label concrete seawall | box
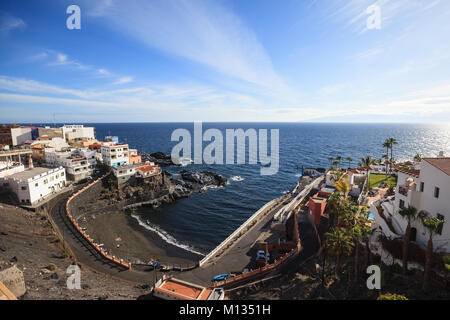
[199,175,324,268]
[199,196,283,267]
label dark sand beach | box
[84,209,202,266]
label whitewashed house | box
[0,166,66,205]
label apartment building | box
[101,142,130,167]
[61,125,95,142]
[45,149,94,182]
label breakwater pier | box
[176,175,324,287]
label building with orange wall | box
[129,154,141,164]
[307,190,333,226]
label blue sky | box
[1,0,450,123]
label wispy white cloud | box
[25,50,134,84]
[82,0,285,91]
[1,75,449,122]
[113,76,133,85]
[0,12,26,35]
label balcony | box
[398,186,409,196]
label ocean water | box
[88,122,450,255]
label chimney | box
[438,151,445,158]
[28,154,34,169]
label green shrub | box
[377,293,408,300]
[46,263,57,271]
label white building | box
[10,127,33,146]
[135,164,161,178]
[61,125,95,142]
[45,149,94,182]
[112,164,136,184]
[371,157,450,253]
[0,161,25,178]
[30,136,69,151]
[78,148,98,166]
[0,166,66,205]
[101,142,130,167]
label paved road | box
[50,195,153,284]
[49,189,293,287]
[175,195,295,287]
[49,178,321,289]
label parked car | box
[213,274,230,281]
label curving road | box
[50,193,152,284]
[48,180,321,289]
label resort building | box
[101,142,130,167]
[153,276,224,300]
[370,156,450,253]
[0,166,66,205]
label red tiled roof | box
[397,168,420,178]
[37,135,52,140]
[136,165,158,172]
[423,158,450,176]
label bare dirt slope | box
[0,203,148,300]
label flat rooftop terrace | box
[156,278,212,300]
[6,167,60,180]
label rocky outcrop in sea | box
[118,169,227,209]
[139,151,177,166]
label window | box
[420,182,424,192]
[50,176,54,182]
[399,199,405,209]
[434,187,440,198]
[61,172,64,176]
[437,214,444,235]
[35,183,38,187]
[56,174,59,178]
[21,186,27,190]
[44,179,48,184]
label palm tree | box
[328,157,335,167]
[386,138,398,172]
[414,154,422,163]
[382,153,389,174]
[325,227,354,276]
[334,178,351,198]
[346,157,353,169]
[336,156,343,169]
[360,155,375,177]
[382,140,391,173]
[326,192,344,226]
[360,155,375,168]
[421,215,445,292]
[398,205,419,273]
